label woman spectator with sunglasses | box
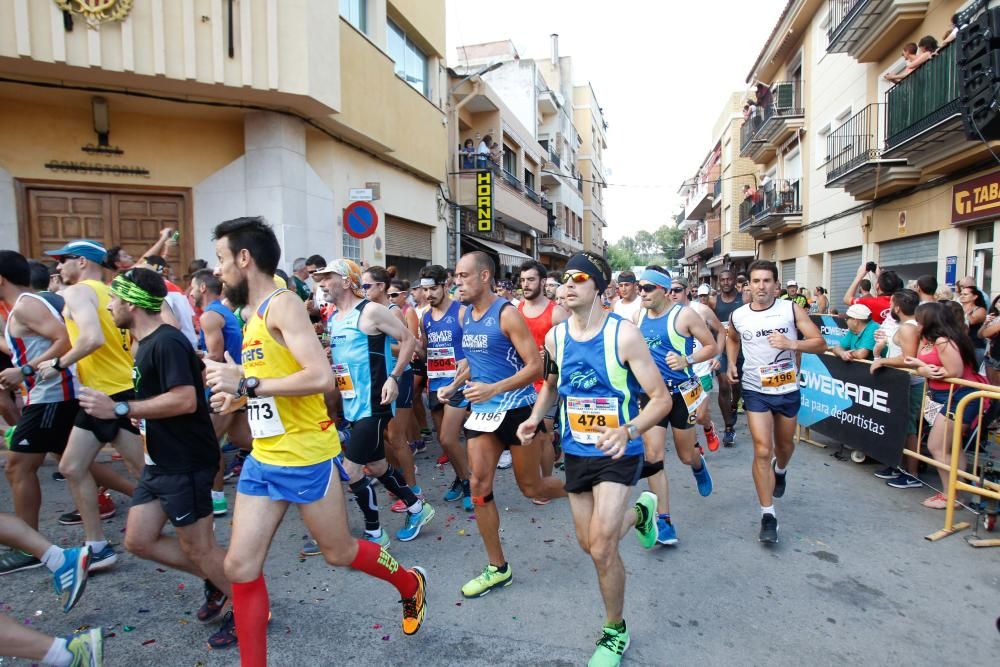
[958,285,988,368]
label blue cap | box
[45,240,108,264]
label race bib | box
[923,398,944,425]
[139,418,154,466]
[567,396,620,444]
[427,347,458,379]
[677,379,707,413]
[246,397,285,439]
[758,360,797,395]
[333,364,356,399]
[465,410,506,433]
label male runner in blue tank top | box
[518,252,670,667]
[726,260,825,543]
[444,251,566,599]
[634,268,718,546]
[316,259,434,547]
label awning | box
[698,267,712,277]
[465,237,533,266]
[706,256,725,268]
[727,250,755,258]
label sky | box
[445,0,788,242]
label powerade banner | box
[811,314,848,347]
[797,353,911,467]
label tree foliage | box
[606,223,684,271]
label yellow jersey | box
[242,288,340,466]
[65,279,133,395]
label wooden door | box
[25,188,190,280]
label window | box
[502,148,516,177]
[387,19,428,96]
[342,231,361,262]
[524,169,535,191]
[340,0,366,33]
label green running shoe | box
[65,627,103,666]
[460,563,512,598]
[634,491,657,549]
[588,624,630,667]
[363,530,391,549]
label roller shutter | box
[781,259,796,283]
[386,216,432,259]
[878,234,938,283]
[830,247,862,303]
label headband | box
[111,274,164,312]
[419,278,443,288]
[565,253,609,293]
[639,269,672,290]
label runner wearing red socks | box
[203,217,427,666]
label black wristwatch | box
[388,374,401,384]
[51,357,62,371]
[20,364,35,377]
[244,376,260,399]
[114,402,130,418]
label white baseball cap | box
[846,303,871,320]
[697,284,711,296]
[787,280,797,287]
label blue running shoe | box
[87,544,117,573]
[54,547,90,613]
[655,518,678,546]
[692,456,713,497]
[443,478,464,502]
[397,503,435,542]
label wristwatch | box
[244,377,260,399]
[20,364,35,377]
[685,354,696,367]
[51,357,62,371]
[388,374,401,383]
[626,423,640,440]
[114,402,130,418]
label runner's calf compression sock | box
[350,538,418,598]
[378,468,421,512]
[231,574,269,667]
[350,477,381,532]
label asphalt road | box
[1,416,999,666]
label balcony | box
[882,43,965,169]
[739,82,806,163]
[685,180,714,220]
[826,103,916,199]
[826,0,930,63]
[456,170,547,235]
[712,238,722,258]
[738,179,802,238]
[539,227,584,258]
[685,234,710,258]
[712,176,723,204]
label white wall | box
[0,165,15,250]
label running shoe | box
[704,424,720,452]
[401,566,428,636]
[220,439,239,453]
[692,456,713,497]
[59,490,117,526]
[759,513,778,543]
[531,497,551,506]
[363,531,391,549]
[411,440,427,455]
[53,471,66,481]
[462,480,474,512]
[53,546,89,613]
[300,539,322,557]
[921,492,958,509]
[436,453,450,466]
[633,492,657,549]
[461,563,513,598]
[443,478,464,502]
[722,429,736,448]
[588,624,630,667]
[223,451,247,481]
[874,466,899,480]
[497,450,513,469]
[64,627,102,666]
[207,610,238,649]
[87,544,117,572]
[771,460,786,499]
[887,472,922,489]
[655,518,678,546]
[212,495,228,517]
[0,549,42,575]
[197,579,229,623]
[397,503,435,542]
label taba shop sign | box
[952,170,1000,224]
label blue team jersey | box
[461,297,536,414]
[553,313,643,457]
[329,300,393,421]
[638,304,695,389]
[422,300,465,392]
[199,299,243,363]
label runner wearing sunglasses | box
[517,251,670,667]
[632,268,718,546]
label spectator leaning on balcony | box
[883,42,919,84]
[461,139,476,169]
[489,141,502,166]
[938,13,963,52]
[476,134,492,168]
[886,36,939,84]
[830,304,881,361]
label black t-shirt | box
[134,325,219,473]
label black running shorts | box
[343,414,391,465]
[639,392,695,431]
[564,453,643,494]
[74,390,140,442]
[132,466,215,528]
[9,400,78,455]
[464,404,545,448]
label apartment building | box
[454,35,608,271]
[741,0,998,301]
[678,92,758,285]
[0,0,448,279]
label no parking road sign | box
[344,201,379,239]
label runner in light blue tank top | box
[5,293,78,404]
[461,297,537,414]
[328,300,392,421]
[638,304,695,389]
